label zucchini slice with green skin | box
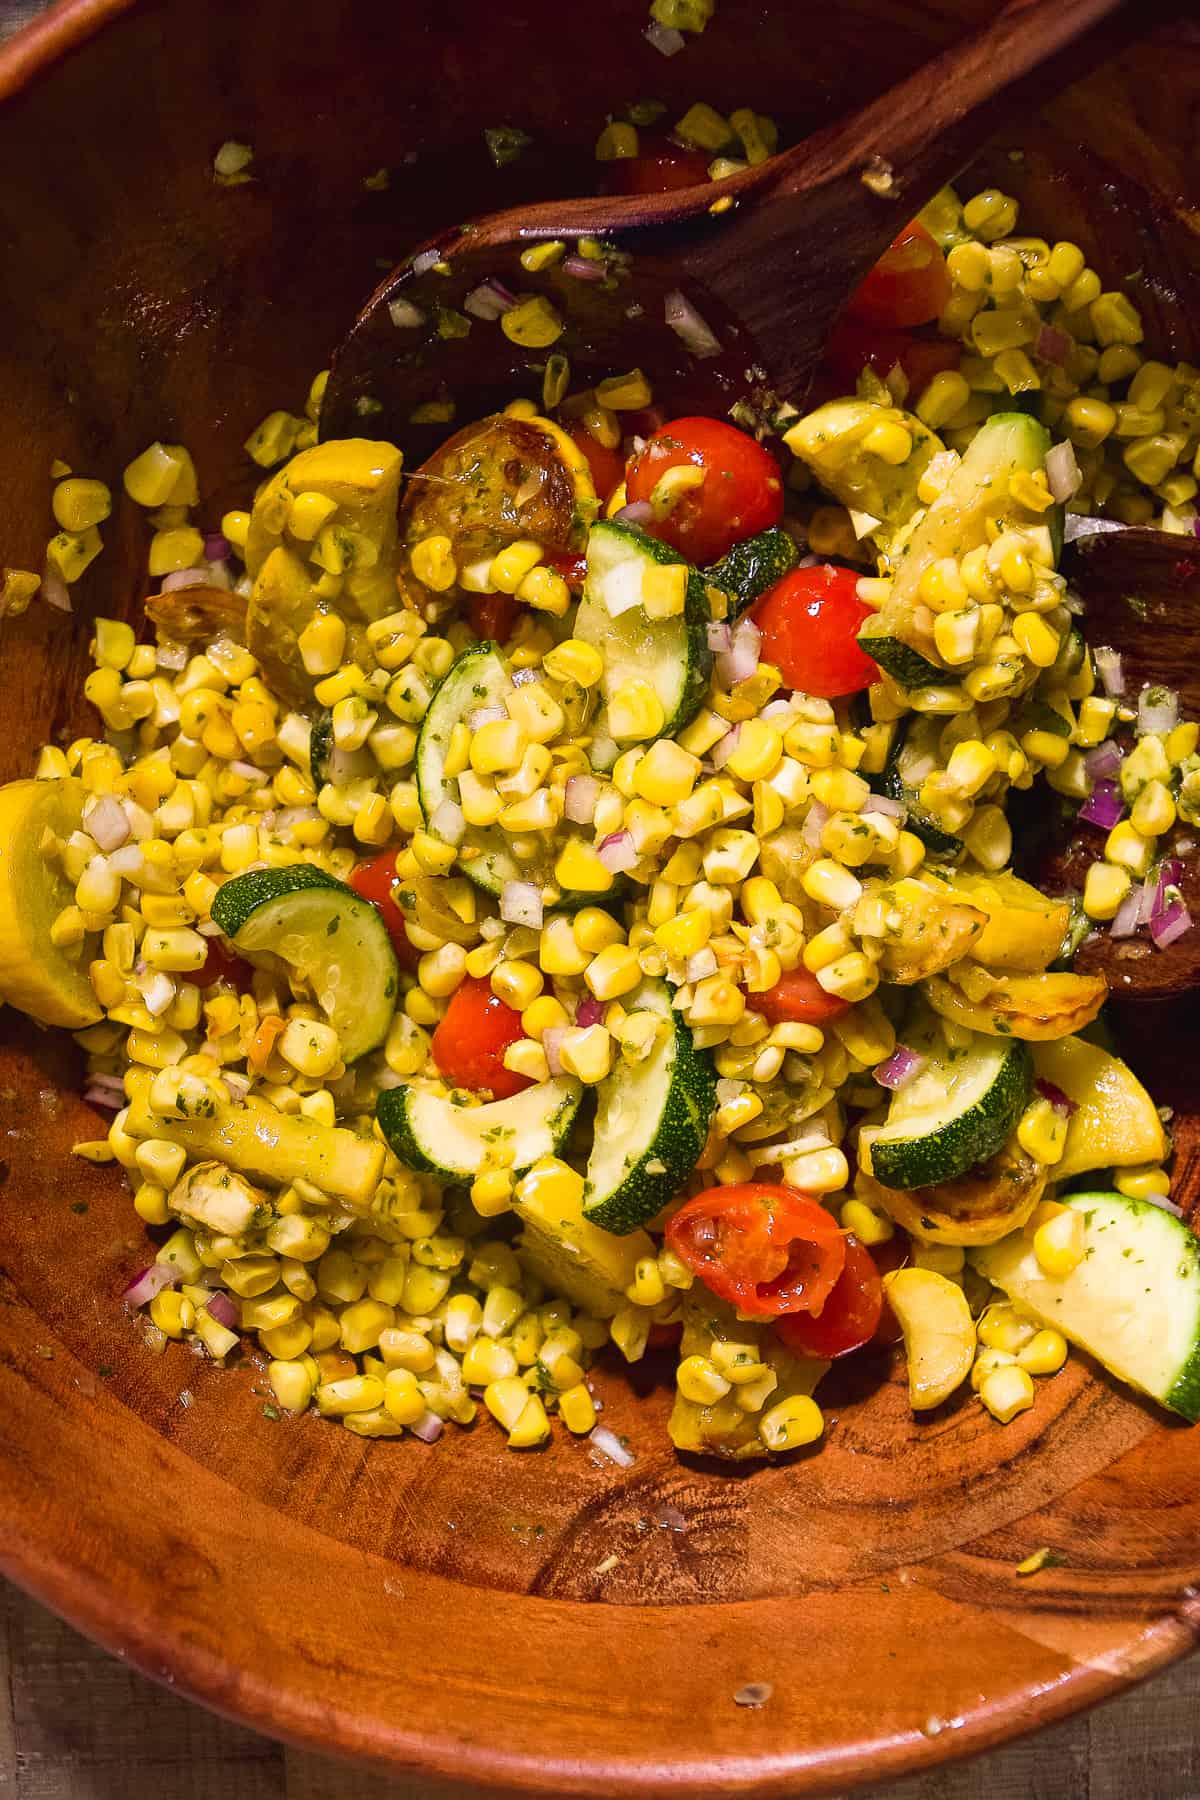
[582,979,717,1235]
[880,716,964,859]
[415,642,602,906]
[972,1190,1200,1422]
[211,865,398,1062]
[575,521,713,771]
[863,1015,1033,1190]
[376,1076,583,1181]
[860,411,1057,683]
[703,527,798,615]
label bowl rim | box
[2,3,1200,1793]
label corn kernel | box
[979,1363,1036,1423]
[608,679,666,743]
[759,1393,823,1451]
[1033,1207,1086,1277]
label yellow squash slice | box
[0,778,101,1029]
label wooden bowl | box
[2,2,1200,1792]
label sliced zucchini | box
[516,1180,656,1319]
[211,865,398,1061]
[864,636,951,692]
[702,527,798,614]
[375,1076,582,1181]
[1031,1036,1169,1182]
[880,716,963,858]
[575,521,713,768]
[782,399,943,551]
[860,411,1056,680]
[972,1191,1200,1422]
[861,1012,1033,1190]
[582,979,716,1234]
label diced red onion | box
[229,759,269,785]
[222,1070,250,1101]
[1137,685,1179,738]
[197,919,223,936]
[644,20,685,55]
[204,559,233,590]
[1083,740,1124,781]
[429,798,466,846]
[410,1409,445,1443]
[598,829,638,873]
[716,617,761,687]
[411,248,441,275]
[542,1027,567,1077]
[1150,898,1193,949]
[326,743,376,784]
[83,1083,124,1112]
[576,996,604,1029]
[388,296,426,329]
[664,289,721,359]
[1044,440,1082,503]
[160,567,210,593]
[1137,878,1159,927]
[1094,646,1125,697]
[564,254,607,282]
[500,879,543,928]
[706,620,732,653]
[205,1291,238,1329]
[41,564,71,611]
[1194,516,1200,540]
[686,947,718,982]
[203,532,231,562]
[467,704,507,730]
[124,1263,180,1307]
[511,667,539,687]
[138,971,175,1017]
[1065,514,1126,544]
[874,1046,925,1090]
[564,774,600,825]
[1142,1190,1185,1217]
[589,1424,636,1466]
[615,500,654,527]
[156,643,189,671]
[711,723,742,768]
[1036,325,1073,367]
[108,844,146,878]
[1078,780,1123,830]
[801,800,829,848]
[1035,1077,1078,1117]
[861,793,906,822]
[760,697,797,720]
[1110,882,1145,939]
[464,280,516,320]
[85,793,131,851]
[274,805,321,831]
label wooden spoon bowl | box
[2,2,1200,1793]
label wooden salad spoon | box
[322,0,1124,446]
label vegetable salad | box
[3,172,1200,1463]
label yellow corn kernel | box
[802,858,862,911]
[1130,779,1176,839]
[945,739,998,797]
[630,738,700,806]
[688,973,745,1027]
[1113,1163,1172,1200]
[1091,290,1143,347]
[501,296,564,349]
[1016,1095,1068,1167]
[1011,613,1060,670]
[816,952,877,1003]
[488,539,542,595]
[123,442,195,508]
[1033,1208,1086,1278]
[542,638,604,687]
[655,906,712,960]
[677,1354,731,1404]
[469,717,527,775]
[53,476,112,536]
[552,840,615,895]
[147,526,204,577]
[979,1363,1036,1423]
[916,370,971,430]
[608,678,666,742]
[839,1198,893,1246]
[1081,858,1130,921]
[47,525,103,584]
[1104,819,1154,879]
[759,1393,823,1452]
[484,1375,531,1430]
[1017,1329,1069,1376]
[582,943,641,1003]
[558,1023,612,1084]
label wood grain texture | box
[1,0,1200,1793]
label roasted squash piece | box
[1032,1035,1169,1181]
[858,1138,1047,1246]
[145,583,248,648]
[871,877,987,984]
[929,870,1070,972]
[924,966,1108,1041]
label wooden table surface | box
[1,1,1198,1795]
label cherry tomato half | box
[753,563,879,699]
[431,975,532,1099]
[469,592,523,645]
[544,551,588,593]
[824,317,962,397]
[845,221,951,330]
[348,851,420,971]
[604,141,711,196]
[665,1182,846,1318]
[773,1235,882,1358]
[625,417,784,566]
[753,965,850,1026]
[182,937,254,991]
[567,421,625,505]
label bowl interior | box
[3,1,1200,1792]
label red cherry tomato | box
[469,592,523,644]
[846,221,951,330]
[348,851,420,971]
[752,563,879,699]
[183,937,254,991]
[824,317,962,396]
[626,418,784,565]
[431,975,532,1099]
[604,141,711,196]
[665,1182,846,1318]
[544,551,588,592]
[773,1235,882,1358]
[753,966,850,1026]
[567,422,625,505]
